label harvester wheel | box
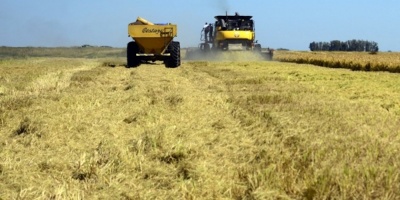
[127,41,140,68]
[200,43,211,52]
[254,44,262,52]
[165,41,181,68]
[265,52,274,61]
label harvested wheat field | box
[1,54,400,199]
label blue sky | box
[1,0,399,51]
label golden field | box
[274,51,400,73]
[1,48,400,199]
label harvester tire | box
[265,52,274,61]
[127,41,140,68]
[254,44,262,52]
[200,43,211,52]
[165,41,181,68]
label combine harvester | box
[127,17,180,68]
[186,12,273,60]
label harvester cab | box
[127,17,181,68]
[192,12,273,60]
[213,14,257,51]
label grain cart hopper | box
[127,17,180,68]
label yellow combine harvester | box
[127,17,180,68]
[188,12,273,60]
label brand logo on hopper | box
[142,28,162,34]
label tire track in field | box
[116,62,257,197]
[24,60,98,96]
[1,59,98,115]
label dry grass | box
[0,46,125,59]
[1,51,400,199]
[275,51,400,73]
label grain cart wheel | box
[127,41,140,68]
[165,41,180,68]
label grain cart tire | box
[165,41,180,68]
[127,41,140,68]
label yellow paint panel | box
[215,30,254,41]
[134,38,173,54]
[128,24,177,54]
[128,25,177,38]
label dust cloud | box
[184,49,267,62]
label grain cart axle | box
[127,17,181,68]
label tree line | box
[309,40,379,52]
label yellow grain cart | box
[127,17,180,68]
